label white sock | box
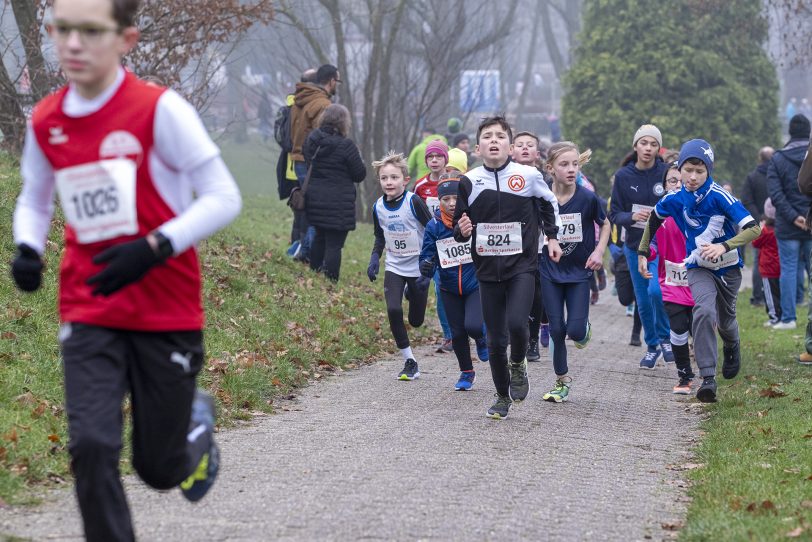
[400,347,414,361]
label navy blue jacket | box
[420,212,479,296]
[767,139,812,241]
[609,158,668,250]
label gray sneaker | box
[486,394,512,419]
[509,358,529,402]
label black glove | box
[414,275,431,295]
[11,244,44,292]
[86,237,164,296]
[367,252,380,282]
[419,258,435,278]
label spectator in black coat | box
[740,146,774,305]
[302,104,366,281]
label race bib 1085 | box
[55,158,138,244]
[436,237,472,268]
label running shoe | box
[763,319,779,327]
[527,339,541,362]
[285,240,301,258]
[626,303,635,317]
[797,352,812,365]
[486,394,512,419]
[540,324,550,348]
[574,322,592,349]
[672,377,693,395]
[543,378,571,403]
[660,341,676,363]
[436,338,453,353]
[639,348,660,369]
[629,332,642,347]
[398,359,420,381]
[696,376,717,403]
[181,390,219,502]
[454,371,476,391]
[509,358,529,402]
[721,342,740,379]
[475,336,489,362]
[772,320,797,330]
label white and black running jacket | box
[453,159,560,282]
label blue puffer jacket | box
[420,211,479,296]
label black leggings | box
[440,289,485,372]
[384,271,428,349]
[528,267,548,341]
[309,228,349,281]
[664,301,694,379]
[540,279,591,376]
[479,272,536,396]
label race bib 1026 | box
[55,158,138,244]
[475,222,522,256]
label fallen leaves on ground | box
[760,384,788,398]
[786,527,805,538]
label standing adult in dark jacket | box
[767,114,812,329]
[609,124,671,368]
[740,146,774,305]
[302,104,366,281]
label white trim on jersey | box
[13,75,241,256]
[710,184,736,205]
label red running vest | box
[32,72,204,331]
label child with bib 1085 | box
[367,151,433,381]
[419,178,488,391]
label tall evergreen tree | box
[562,0,780,191]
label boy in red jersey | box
[10,1,241,540]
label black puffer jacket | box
[767,139,812,241]
[303,127,367,231]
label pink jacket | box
[651,217,695,307]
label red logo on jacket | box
[507,175,525,192]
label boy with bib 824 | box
[454,116,562,419]
[367,151,433,380]
[638,139,761,402]
[10,0,242,539]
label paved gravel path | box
[0,297,702,541]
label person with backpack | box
[290,64,340,263]
[275,69,316,258]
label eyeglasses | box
[47,22,121,44]
[666,177,681,185]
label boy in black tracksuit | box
[453,116,561,419]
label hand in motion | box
[457,213,472,237]
[86,237,163,296]
[11,244,44,292]
[367,252,380,282]
[547,239,562,263]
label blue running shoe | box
[285,240,301,258]
[639,348,661,369]
[181,390,219,502]
[454,371,476,391]
[540,324,550,348]
[475,337,489,362]
[660,341,676,363]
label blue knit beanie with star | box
[677,139,714,175]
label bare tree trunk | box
[11,0,52,100]
[0,63,24,153]
[515,8,543,119]
[540,0,566,80]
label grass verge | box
[0,141,433,504]
[681,292,812,540]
